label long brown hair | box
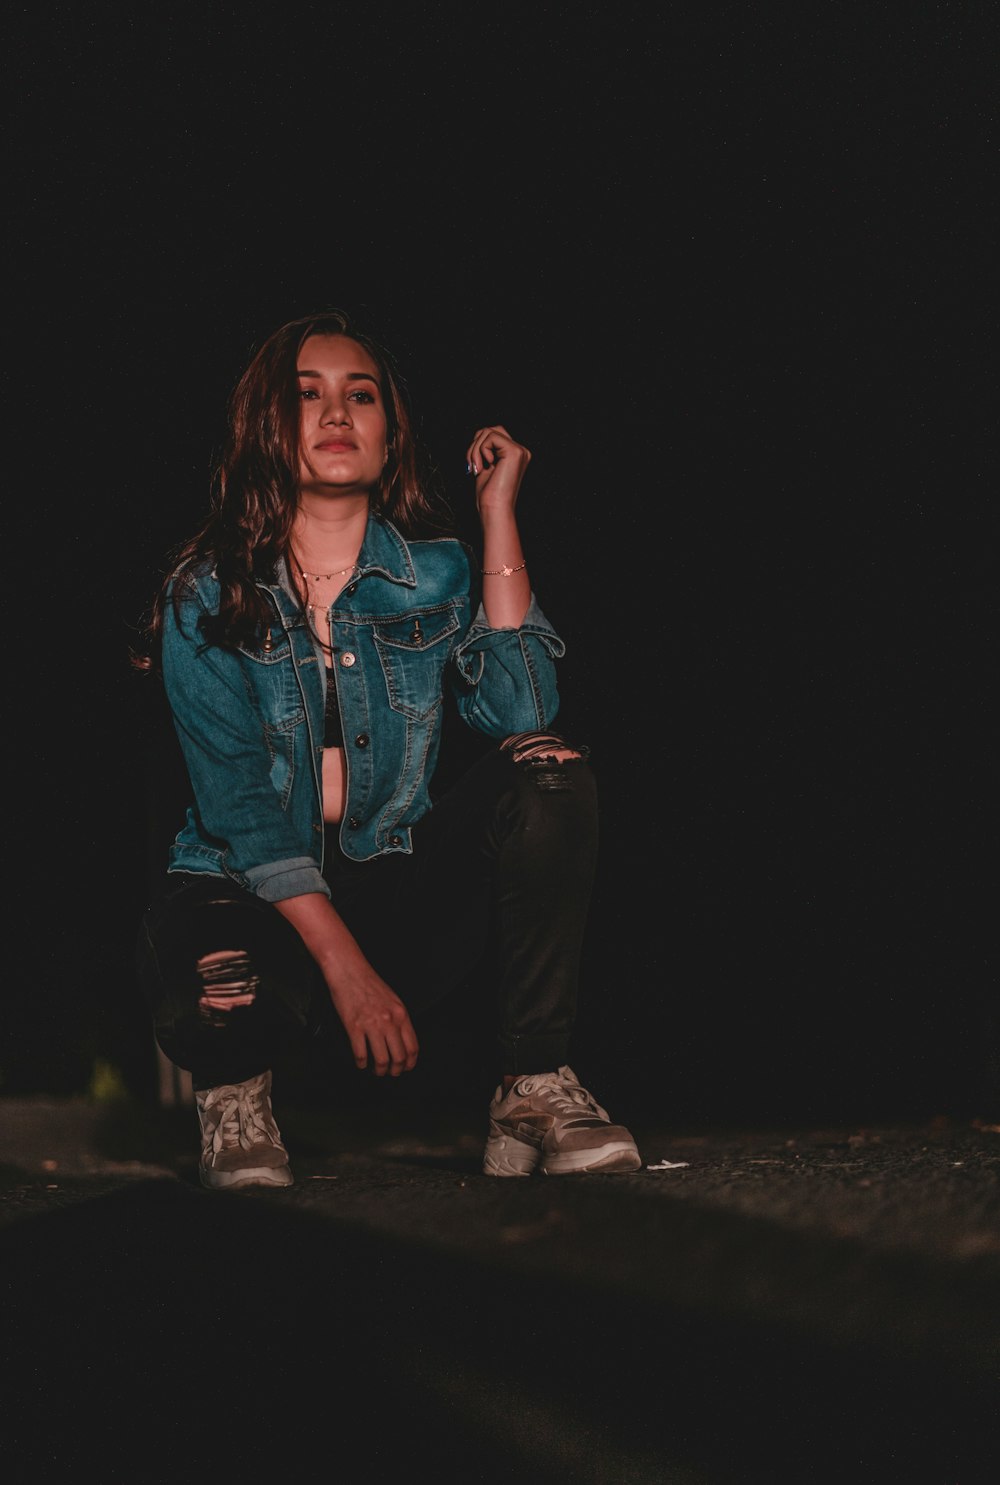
[135,309,452,664]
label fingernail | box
[466,461,472,473]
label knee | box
[500,730,590,767]
[196,949,260,1014]
[151,894,296,1011]
[499,731,596,812]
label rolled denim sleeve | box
[452,595,566,736]
[243,858,329,901]
[161,577,330,902]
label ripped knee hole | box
[500,730,590,766]
[195,949,260,1008]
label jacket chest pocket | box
[373,609,459,721]
[237,639,307,727]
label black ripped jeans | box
[136,738,598,1091]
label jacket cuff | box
[243,858,331,902]
[457,596,566,652]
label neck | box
[292,495,369,568]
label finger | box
[384,1021,418,1077]
[369,1042,391,1077]
[368,1016,420,1078]
[466,430,488,472]
[369,1032,404,1078]
[466,426,515,472]
[479,426,513,464]
[401,1020,420,1071]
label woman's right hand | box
[326,963,420,1076]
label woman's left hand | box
[466,425,531,515]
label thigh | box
[137,873,322,1026]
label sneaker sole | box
[200,1164,294,1191]
[482,1135,543,1177]
[541,1142,642,1174]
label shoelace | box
[204,1083,277,1155]
[517,1072,611,1123]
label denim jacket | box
[161,512,565,901]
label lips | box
[316,440,357,451]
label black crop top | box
[323,667,344,748]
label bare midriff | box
[322,746,348,823]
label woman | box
[135,308,641,1190]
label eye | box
[348,389,376,404]
[299,387,319,400]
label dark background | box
[5,3,994,1126]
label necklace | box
[289,545,359,656]
[290,538,361,584]
[299,562,358,581]
[306,603,335,654]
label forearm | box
[272,891,372,987]
[480,507,530,628]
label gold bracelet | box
[481,560,526,576]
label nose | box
[319,393,353,427]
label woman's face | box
[296,334,388,497]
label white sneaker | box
[195,1071,293,1190]
[483,1065,642,1176]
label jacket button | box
[312,823,322,833]
[340,652,357,668]
[348,817,360,830]
[345,583,358,596]
[355,734,370,748]
[389,835,402,847]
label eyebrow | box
[296,369,380,386]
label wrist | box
[481,559,526,576]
